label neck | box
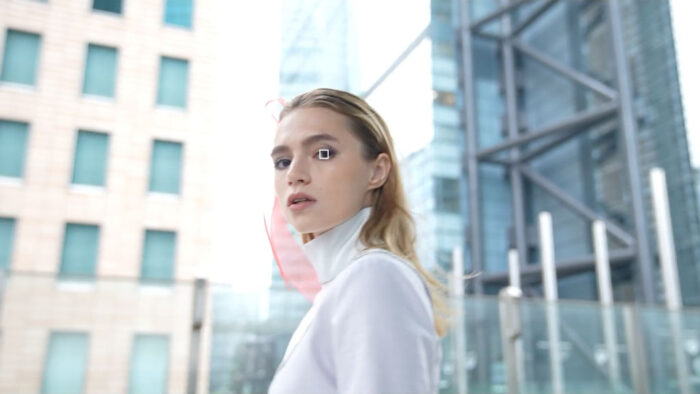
[301,207,373,286]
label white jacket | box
[268,207,441,394]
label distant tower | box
[279,0,360,99]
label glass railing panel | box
[638,305,700,393]
[519,299,635,393]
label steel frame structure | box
[457,0,655,302]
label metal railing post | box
[622,306,649,394]
[539,211,563,394]
[187,278,207,394]
[649,167,691,394]
[499,286,524,394]
[592,220,622,390]
[451,247,468,394]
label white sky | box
[670,0,699,167]
[209,0,431,289]
[210,0,698,289]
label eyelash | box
[273,147,337,170]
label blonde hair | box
[279,88,453,338]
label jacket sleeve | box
[330,256,438,394]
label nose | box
[286,157,310,185]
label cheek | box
[273,173,286,201]
[322,165,369,199]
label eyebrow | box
[270,133,340,157]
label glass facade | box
[0,29,41,85]
[82,44,118,98]
[72,130,110,187]
[619,0,700,305]
[157,56,189,108]
[59,223,100,278]
[148,140,182,194]
[41,332,89,394]
[140,230,176,282]
[0,120,28,179]
[429,0,700,304]
[403,0,466,275]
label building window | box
[0,120,29,179]
[41,332,89,394]
[434,176,461,213]
[59,223,100,278]
[0,217,16,270]
[82,44,117,98]
[129,334,169,394]
[148,140,182,194]
[1,29,41,85]
[92,0,122,14]
[157,56,189,108]
[141,230,176,282]
[164,0,193,29]
[72,130,109,187]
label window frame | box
[81,43,119,100]
[90,0,124,16]
[140,229,177,284]
[147,139,184,196]
[58,222,101,280]
[0,28,43,89]
[70,129,111,189]
[163,0,195,30]
[0,118,30,181]
[155,55,190,110]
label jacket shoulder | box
[332,249,434,316]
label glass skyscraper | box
[420,0,700,305]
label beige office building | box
[0,0,217,392]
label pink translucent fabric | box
[264,98,321,303]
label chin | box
[290,219,329,237]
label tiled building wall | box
[0,0,215,392]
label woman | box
[267,88,451,393]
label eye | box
[314,147,336,160]
[273,158,291,170]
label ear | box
[368,153,391,190]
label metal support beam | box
[479,155,514,166]
[477,101,618,159]
[470,0,539,32]
[511,0,557,36]
[457,0,658,312]
[502,0,528,274]
[512,39,618,100]
[481,247,636,284]
[520,165,636,246]
[606,0,655,303]
[459,0,484,294]
[472,30,505,41]
[520,119,616,163]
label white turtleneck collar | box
[301,206,373,287]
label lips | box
[287,192,317,207]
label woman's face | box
[271,106,389,237]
